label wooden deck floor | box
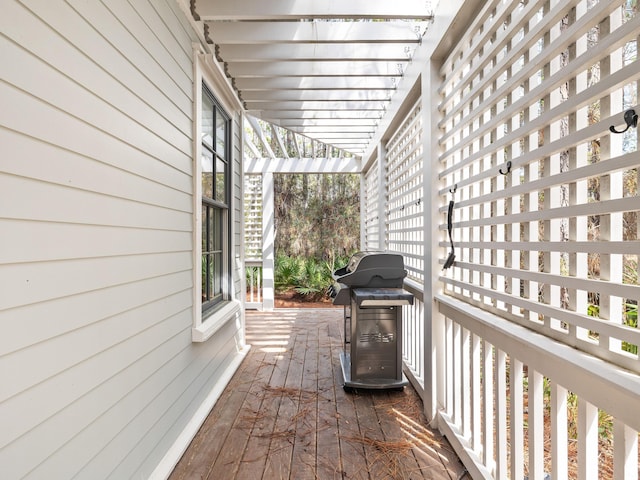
[169,308,467,480]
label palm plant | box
[274,254,302,293]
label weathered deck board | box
[169,309,466,480]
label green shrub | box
[274,254,303,293]
[274,253,351,301]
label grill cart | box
[328,252,414,390]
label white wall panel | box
[0,83,193,193]
[0,0,246,478]
[0,271,193,354]
[2,1,193,157]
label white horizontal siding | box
[0,129,192,211]
[0,82,192,193]
[1,2,192,171]
[0,174,191,231]
[1,275,192,405]
[0,1,246,479]
[101,319,241,480]
[0,219,192,265]
[0,271,191,353]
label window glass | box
[215,157,226,203]
[200,84,230,312]
[201,149,214,199]
[216,113,226,157]
[201,205,208,249]
[202,94,214,149]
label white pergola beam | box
[239,89,392,102]
[197,1,432,20]
[205,21,428,43]
[285,125,376,133]
[218,43,416,61]
[299,132,372,139]
[245,156,361,174]
[235,76,396,91]
[291,132,303,158]
[272,120,379,129]
[270,124,290,159]
[253,110,382,120]
[318,139,370,146]
[246,116,276,159]
[243,128,263,158]
[244,101,387,111]
[228,60,406,77]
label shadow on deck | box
[169,308,467,480]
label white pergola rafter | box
[196,0,433,20]
[204,21,429,44]
[255,110,383,119]
[218,43,417,62]
[193,0,433,155]
[234,76,397,91]
[239,89,393,102]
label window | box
[201,84,230,313]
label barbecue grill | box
[328,251,414,390]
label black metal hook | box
[609,109,638,134]
[499,160,512,175]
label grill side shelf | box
[352,288,414,308]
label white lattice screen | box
[385,99,425,283]
[438,0,640,372]
[243,174,262,260]
[363,159,381,250]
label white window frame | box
[192,45,242,342]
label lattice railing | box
[438,0,640,374]
[434,0,640,478]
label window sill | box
[192,300,241,343]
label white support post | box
[359,169,367,250]
[261,172,275,311]
[422,58,442,423]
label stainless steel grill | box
[328,252,414,390]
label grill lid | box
[331,251,407,287]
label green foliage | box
[294,259,327,297]
[622,302,638,355]
[275,254,350,301]
[270,173,359,301]
[274,254,303,293]
[587,302,639,354]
